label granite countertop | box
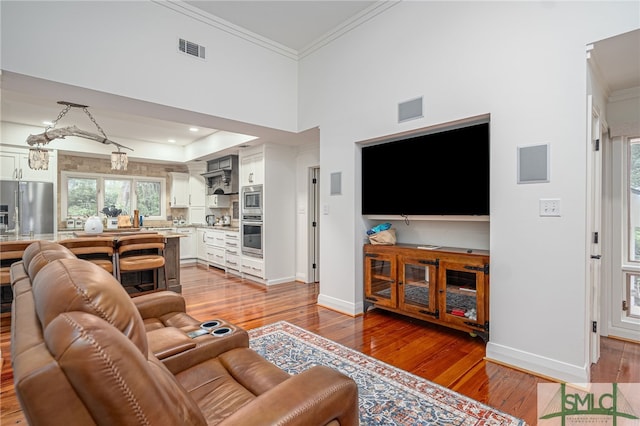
[0,230,185,242]
[0,224,241,243]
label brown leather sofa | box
[11,241,359,425]
[13,240,252,373]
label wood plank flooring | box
[2,264,639,425]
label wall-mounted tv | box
[361,121,489,216]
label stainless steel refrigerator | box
[0,180,54,235]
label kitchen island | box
[0,230,184,312]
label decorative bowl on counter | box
[84,216,104,234]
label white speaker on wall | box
[330,172,342,195]
[518,144,549,183]
[398,97,423,123]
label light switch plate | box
[539,198,561,217]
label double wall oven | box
[241,185,263,257]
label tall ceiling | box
[1,3,638,162]
[0,1,378,160]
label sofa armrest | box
[132,290,186,319]
[146,327,197,359]
[220,365,359,426]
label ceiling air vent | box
[178,38,206,60]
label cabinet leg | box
[469,330,489,342]
[363,299,375,312]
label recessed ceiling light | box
[168,139,176,143]
[42,121,54,126]
[189,127,199,132]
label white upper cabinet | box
[169,172,190,208]
[0,147,56,182]
[240,153,264,186]
[189,174,206,206]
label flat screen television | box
[361,121,489,216]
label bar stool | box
[58,237,116,276]
[0,240,34,313]
[115,234,167,293]
[0,240,33,284]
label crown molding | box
[152,0,299,60]
[153,0,400,61]
[298,1,400,59]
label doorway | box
[587,30,640,352]
[607,136,640,341]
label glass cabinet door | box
[399,255,438,317]
[439,260,487,327]
[364,252,396,308]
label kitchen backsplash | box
[58,153,189,229]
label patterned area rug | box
[248,321,526,426]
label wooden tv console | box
[363,243,489,340]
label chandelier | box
[26,101,133,170]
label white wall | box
[2,0,638,383]
[0,1,298,133]
[299,1,639,382]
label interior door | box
[310,167,320,283]
[586,99,602,363]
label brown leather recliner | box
[12,240,251,373]
[11,252,359,425]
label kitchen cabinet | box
[169,172,189,208]
[206,229,225,268]
[159,236,181,293]
[240,153,263,186]
[176,227,196,263]
[0,147,56,182]
[189,174,206,207]
[196,228,207,262]
[208,155,233,171]
[364,244,490,340]
[224,230,241,275]
[242,255,264,279]
[239,144,296,285]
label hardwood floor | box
[2,264,639,425]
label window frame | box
[627,138,640,264]
[61,171,166,220]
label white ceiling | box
[185,1,376,52]
[1,4,638,163]
[589,29,640,93]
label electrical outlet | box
[539,198,561,217]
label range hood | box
[202,155,238,194]
[201,169,232,182]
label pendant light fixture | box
[26,101,133,170]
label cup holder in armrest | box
[211,326,234,337]
[197,320,236,337]
[200,320,221,330]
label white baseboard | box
[486,341,589,383]
[317,293,363,316]
[265,276,296,286]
